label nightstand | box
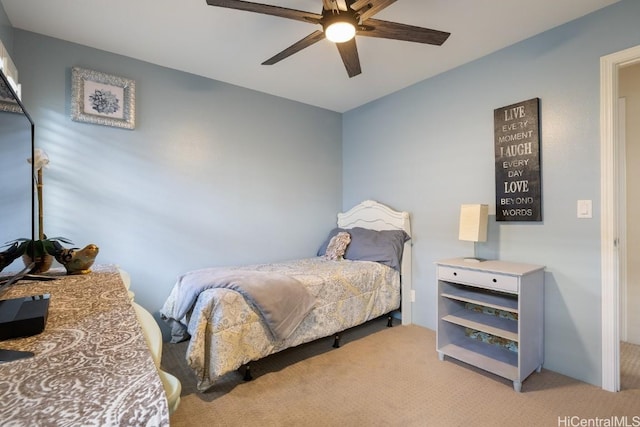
[436,258,544,392]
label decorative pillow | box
[324,231,351,261]
[317,227,410,271]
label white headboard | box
[337,200,412,325]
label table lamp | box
[458,204,489,262]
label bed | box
[160,200,412,391]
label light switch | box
[577,200,592,219]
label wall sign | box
[494,98,542,222]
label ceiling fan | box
[206,0,450,78]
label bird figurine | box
[53,243,99,275]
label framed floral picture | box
[71,67,135,129]
[0,74,23,114]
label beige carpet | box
[622,341,640,390]
[163,318,640,426]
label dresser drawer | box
[438,266,518,294]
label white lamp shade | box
[325,22,356,43]
[459,204,489,242]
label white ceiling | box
[1,0,621,112]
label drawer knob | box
[453,272,457,276]
[492,278,497,283]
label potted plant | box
[12,236,74,273]
[16,148,74,273]
[6,149,99,275]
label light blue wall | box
[0,4,12,55]
[343,0,640,386]
[10,31,343,333]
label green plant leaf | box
[6,237,74,257]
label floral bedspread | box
[160,257,400,391]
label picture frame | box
[0,77,23,114]
[0,97,23,114]
[493,97,542,222]
[71,67,135,129]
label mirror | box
[0,69,35,275]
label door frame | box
[618,97,627,344]
[600,44,640,392]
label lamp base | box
[463,257,484,263]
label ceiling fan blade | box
[206,0,322,24]
[359,18,450,45]
[324,0,350,11]
[335,38,362,78]
[353,0,397,22]
[350,0,373,10]
[262,30,325,65]
[322,0,333,10]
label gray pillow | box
[317,227,410,271]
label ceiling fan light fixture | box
[325,21,355,43]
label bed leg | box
[387,315,393,327]
[333,334,340,348]
[243,364,253,381]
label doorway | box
[620,63,640,347]
[619,62,640,390]
[601,44,640,392]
